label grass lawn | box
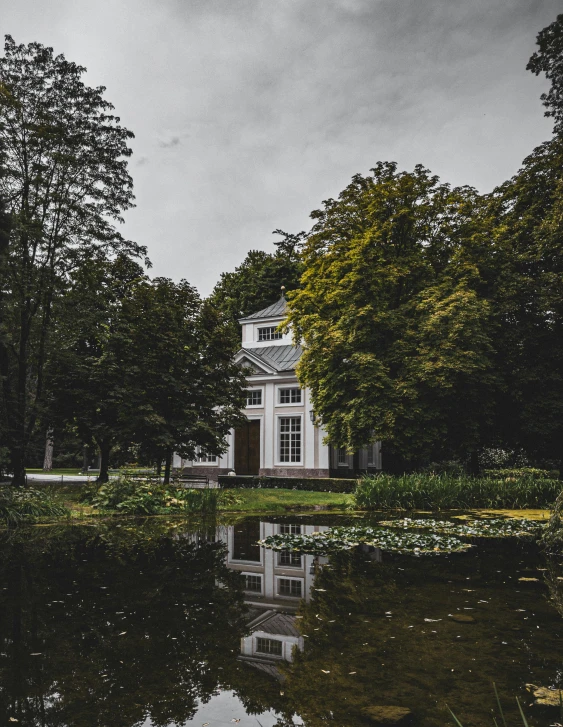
[218,488,353,513]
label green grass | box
[217,488,353,513]
[355,473,562,510]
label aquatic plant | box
[449,685,534,727]
[379,517,546,538]
[0,487,69,525]
[80,477,219,515]
[541,489,563,552]
[259,525,473,555]
[354,473,561,510]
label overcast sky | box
[1,0,560,294]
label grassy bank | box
[355,473,562,510]
[217,488,352,512]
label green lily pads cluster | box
[259,525,474,556]
[378,517,546,538]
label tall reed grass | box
[0,487,70,525]
[354,473,561,510]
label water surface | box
[0,515,562,726]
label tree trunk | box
[468,450,480,476]
[10,449,26,487]
[156,459,162,477]
[82,445,89,473]
[97,441,111,483]
[163,450,172,485]
[42,429,54,471]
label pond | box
[0,514,562,727]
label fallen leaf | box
[321,669,330,674]
[424,618,441,622]
[518,577,539,582]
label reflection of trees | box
[279,545,563,727]
[0,522,247,726]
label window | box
[256,638,283,656]
[279,387,302,404]
[196,450,217,463]
[258,326,282,342]
[246,389,262,407]
[278,578,302,597]
[244,574,262,592]
[367,441,379,466]
[279,523,301,535]
[278,550,301,567]
[337,448,348,466]
[279,417,301,463]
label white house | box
[174,295,382,478]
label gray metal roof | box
[241,344,302,372]
[240,296,287,321]
[259,612,300,638]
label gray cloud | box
[1,0,559,294]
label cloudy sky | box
[1,0,560,294]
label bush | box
[218,475,357,493]
[482,467,556,480]
[0,486,70,525]
[354,473,562,510]
[80,477,219,515]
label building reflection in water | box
[216,520,329,676]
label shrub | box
[80,477,219,515]
[354,473,561,510]
[218,475,357,493]
[0,486,70,525]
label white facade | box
[174,296,382,478]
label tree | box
[488,138,563,474]
[47,254,147,482]
[48,259,247,482]
[527,13,563,136]
[0,36,144,485]
[286,163,498,470]
[209,231,304,344]
[119,279,247,483]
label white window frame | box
[242,571,263,595]
[245,387,264,409]
[275,384,303,407]
[275,414,303,466]
[257,326,283,342]
[276,576,304,599]
[277,550,303,569]
[193,448,218,465]
[254,636,284,658]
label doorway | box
[234,420,261,475]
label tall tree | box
[209,231,304,343]
[286,163,498,470]
[527,13,563,135]
[119,279,247,483]
[0,36,144,484]
[49,261,246,483]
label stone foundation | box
[259,468,330,478]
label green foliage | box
[80,478,219,515]
[378,517,545,538]
[209,236,304,343]
[218,475,357,492]
[0,487,69,525]
[527,13,563,136]
[541,489,563,552]
[354,474,561,510]
[286,162,497,468]
[0,36,144,484]
[482,468,556,480]
[260,526,473,555]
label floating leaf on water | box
[424,618,441,622]
[321,669,330,674]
